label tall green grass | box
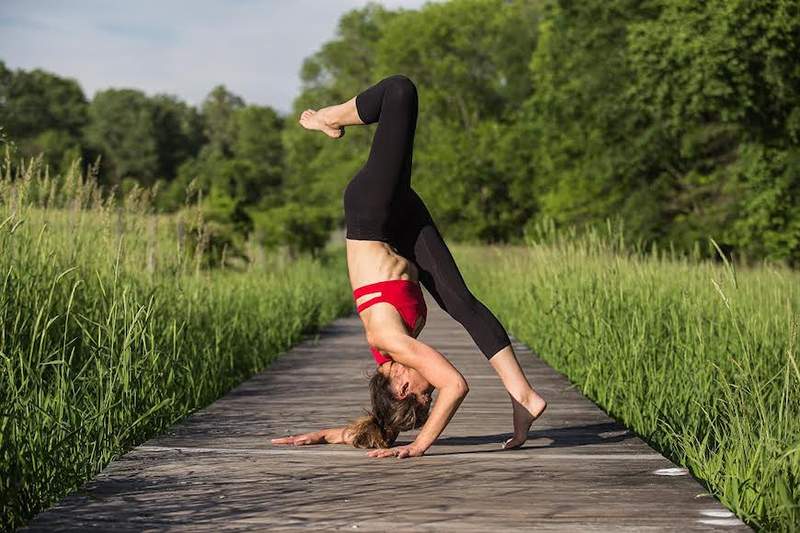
[0,156,352,529]
[456,226,800,532]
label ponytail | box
[347,414,398,449]
[347,369,431,449]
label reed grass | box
[0,154,352,529]
[456,224,800,532]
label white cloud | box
[0,0,431,113]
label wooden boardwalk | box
[25,298,748,531]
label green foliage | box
[84,88,162,185]
[375,0,541,242]
[252,202,335,258]
[150,94,205,182]
[730,145,800,263]
[0,60,88,169]
[528,0,666,239]
[201,85,245,154]
[3,0,800,260]
[626,0,800,262]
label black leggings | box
[344,75,511,360]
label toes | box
[502,436,525,450]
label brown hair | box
[347,369,431,448]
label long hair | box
[348,369,431,448]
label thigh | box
[412,224,473,313]
[392,191,462,311]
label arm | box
[271,426,354,446]
[367,333,469,458]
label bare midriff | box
[346,239,418,296]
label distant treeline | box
[1,0,799,262]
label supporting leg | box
[405,210,547,448]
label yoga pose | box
[271,75,546,458]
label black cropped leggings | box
[345,75,511,359]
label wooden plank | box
[23,297,749,531]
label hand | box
[271,431,324,446]
[367,443,426,459]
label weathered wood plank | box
[24,297,749,531]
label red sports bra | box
[353,279,427,365]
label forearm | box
[410,383,468,452]
[319,426,352,444]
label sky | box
[0,0,431,114]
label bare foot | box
[299,109,344,139]
[502,393,547,449]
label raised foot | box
[298,109,344,139]
[502,394,547,450]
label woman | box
[271,75,546,458]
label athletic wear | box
[345,75,511,360]
[353,279,427,366]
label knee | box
[443,290,481,324]
[384,75,417,104]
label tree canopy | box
[1,0,798,262]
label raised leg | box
[344,75,420,238]
[299,74,419,141]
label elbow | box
[453,377,469,399]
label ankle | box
[319,106,340,129]
[514,388,543,407]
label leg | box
[299,74,418,139]
[401,204,546,447]
[298,98,360,139]
[409,218,511,359]
[490,347,547,449]
[344,75,419,239]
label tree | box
[233,105,284,205]
[0,61,88,172]
[151,94,204,183]
[201,85,244,156]
[527,0,666,243]
[85,89,160,186]
[627,0,800,261]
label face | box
[386,361,435,406]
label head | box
[349,361,435,449]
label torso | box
[346,239,418,302]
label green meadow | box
[0,160,352,530]
[459,227,800,531]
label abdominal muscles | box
[346,239,418,289]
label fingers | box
[367,448,397,458]
[367,447,419,459]
[271,434,312,446]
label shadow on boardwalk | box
[24,302,748,531]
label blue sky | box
[0,0,431,113]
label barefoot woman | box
[272,75,546,457]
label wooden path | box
[25,298,748,531]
